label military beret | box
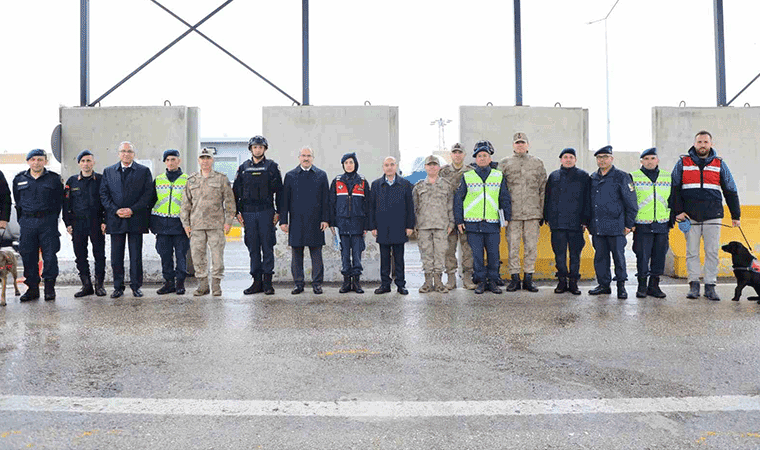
[594,145,613,156]
[424,155,440,165]
[76,149,93,163]
[640,147,657,158]
[559,148,576,158]
[26,149,46,160]
[163,149,180,161]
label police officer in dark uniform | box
[0,170,11,243]
[63,150,107,298]
[588,145,638,299]
[233,135,283,296]
[12,149,64,301]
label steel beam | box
[303,0,309,106]
[514,0,523,106]
[80,0,89,107]
[714,0,727,106]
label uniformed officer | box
[150,149,190,296]
[233,135,283,296]
[413,155,454,293]
[439,143,476,290]
[63,150,107,297]
[454,141,512,295]
[588,146,638,299]
[0,169,10,242]
[12,149,64,301]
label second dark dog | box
[721,241,760,303]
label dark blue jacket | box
[99,162,154,234]
[64,172,105,226]
[454,163,512,234]
[13,168,64,218]
[369,175,416,245]
[232,157,283,214]
[0,171,11,222]
[329,171,371,235]
[589,165,638,236]
[149,168,186,235]
[280,165,330,247]
[544,166,591,231]
[670,147,740,222]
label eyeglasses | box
[119,150,135,154]
[300,154,313,158]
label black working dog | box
[721,241,760,303]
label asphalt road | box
[0,275,759,449]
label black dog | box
[721,241,760,303]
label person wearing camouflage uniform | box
[439,143,476,290]
[413,155,455,293]
[180,147,237,297]
[498,132,547,293]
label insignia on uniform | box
[628,183,634,192]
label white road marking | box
[0,395,758,417]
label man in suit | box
[100,141,154,298]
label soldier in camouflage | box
[180,147,237,297]
[439,143,476,290]
[413,155,455,293]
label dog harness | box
[733,258,760,273]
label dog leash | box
[679,220,754,251]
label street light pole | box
[588,0,621,145]
[430,118,452,152]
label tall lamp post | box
[588,0,621,146]
[430,118,452,152]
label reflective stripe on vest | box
[152,173,188,218]
[631,169,671,224]
[681,157,721,191]
[463,169,502,223]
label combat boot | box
[617,281,628,300]
[647,276,666,298]
[20,285,40,302]
[156,279,175,295]
[474,281,486,294]
[554,277,568,294]
[194,278,210,296]
[686,281,700,299]
[211,278,222,297]
[433,273,448,293]
[263,274,275,295]
[462,271,477,290]
[568,278,581,295]
[506,274,521,292]
[588,284,611,295]
[522,273,539,292]
[445,271,457,290]
[636,277,648,298]
[488,279,502,294]
[175,279,186,295]
[351,275,364,294]
[74,275,94,298]
[44,279,56,301]
[94,276,107,297]
[243,275,262,295]
[419,273,433,293]
[704,283,720,301]
[339,275,352,293]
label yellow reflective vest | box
[463,169,502,223]
[152,172,188,218]
[631,169,671,224]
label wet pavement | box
[0,275,759,448]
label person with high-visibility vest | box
[454,140,512,294]
[631,148,672,299]
[671,130,741,301]
[150,149,189,295]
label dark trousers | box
[633,231,669,278]
[19,216,60,287]
[242,210,276,276]
[291,246,324,287]
[156,234,190,282]
[111,232,144,290]
[71,218,106,281]
[592,234,628,286]
[467,231,501,283]
[550,230,586,279]
[379,243,405,288]
[340,234,365,276]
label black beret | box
[559,148,576,158]
[594,145,613,156]
[26,149,46,160]
[76,149,93,163]
[163,149,180,161]
[640,147,657,158]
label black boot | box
[175,279,186,295]
[20,285,40,302]
[94,276,107,297]
[339,275,352,293]
[156,279,176,295]
[554,277,568,294]
[44,279,56,301]
[244,275,263,295]
[263,273,275,295]
[488,279,502,294]
[636,277,648,298]
[522,273,538,292]
[686,281,700,299]
[704,283,720,301]
[588,284,611,295]
[568,278,581,295]
[74,276,94,298]
[351,275,364,294]
[506,274,521,292]
[647,276,666,298]
[617,281,627,300]
[474,281,486,294]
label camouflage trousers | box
[506,219,541,274]
[418,229,448,274]
[445,228,473,274]
[190,228,226,279]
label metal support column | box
[302,0,309,106]
[80,0,89,107]
[514,0,522,106]
[714,0,726,106]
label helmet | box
[248,135,269,150]
[473,140,494,156]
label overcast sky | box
[2,0,759,171]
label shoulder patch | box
[628,182,635,192]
